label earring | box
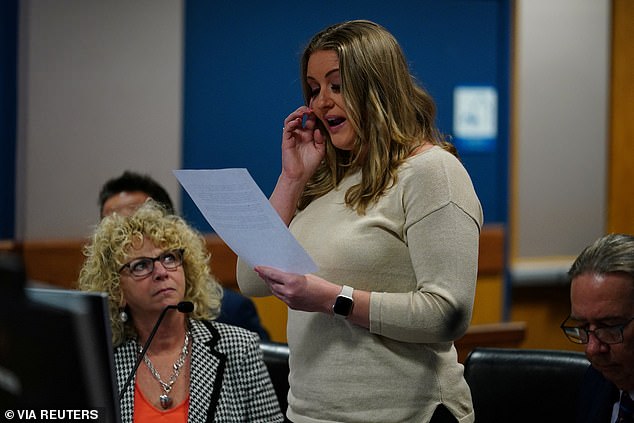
[119,308,129,323]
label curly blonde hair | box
[299,20,457,214]
[78,200,223,346]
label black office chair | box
[463,347,590,423]
[259,341,290,422]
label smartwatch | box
[333,285,354,318]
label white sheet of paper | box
[174,169,318,274]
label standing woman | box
[79,201,283,423]
[237,20,483,423]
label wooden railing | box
[455,321,526,363]
[1,224,524,353]
[2,224,505,290]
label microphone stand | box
[118,301,194,401]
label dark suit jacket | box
[216,288,270,341]
[576,365,618,423]
[115,319,283,423]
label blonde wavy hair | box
[299,20,457,214]
[78,200,223,346]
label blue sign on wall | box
[453,85,498,154]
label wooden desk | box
[455,321,527,363]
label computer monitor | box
[0,254,121,423]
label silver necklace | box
[140,330,190,409]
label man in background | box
[99,171,270,341]
[561,233,634,422]
[100,171,174,219]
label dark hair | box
[569,233,634,280]
[98,171,174,216]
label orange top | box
[133,384,189,423]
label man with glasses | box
[561,233,634,422]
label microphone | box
[175,301,194,313]
[118,301,194,400]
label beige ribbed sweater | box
[237,147,483,423]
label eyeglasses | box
[560,315,634,345]
[119,249,184,278]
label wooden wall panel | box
[9,225,505,344]
[608,0,634,233]
[510,285,584,352]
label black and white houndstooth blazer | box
[115,319,284,423]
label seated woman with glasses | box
[78,200,283,423]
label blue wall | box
[0,1,511,238]
[182,0,511,232]
[0,0,17,239]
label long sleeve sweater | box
[238,146,483,423]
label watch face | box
[333,296,353,316]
